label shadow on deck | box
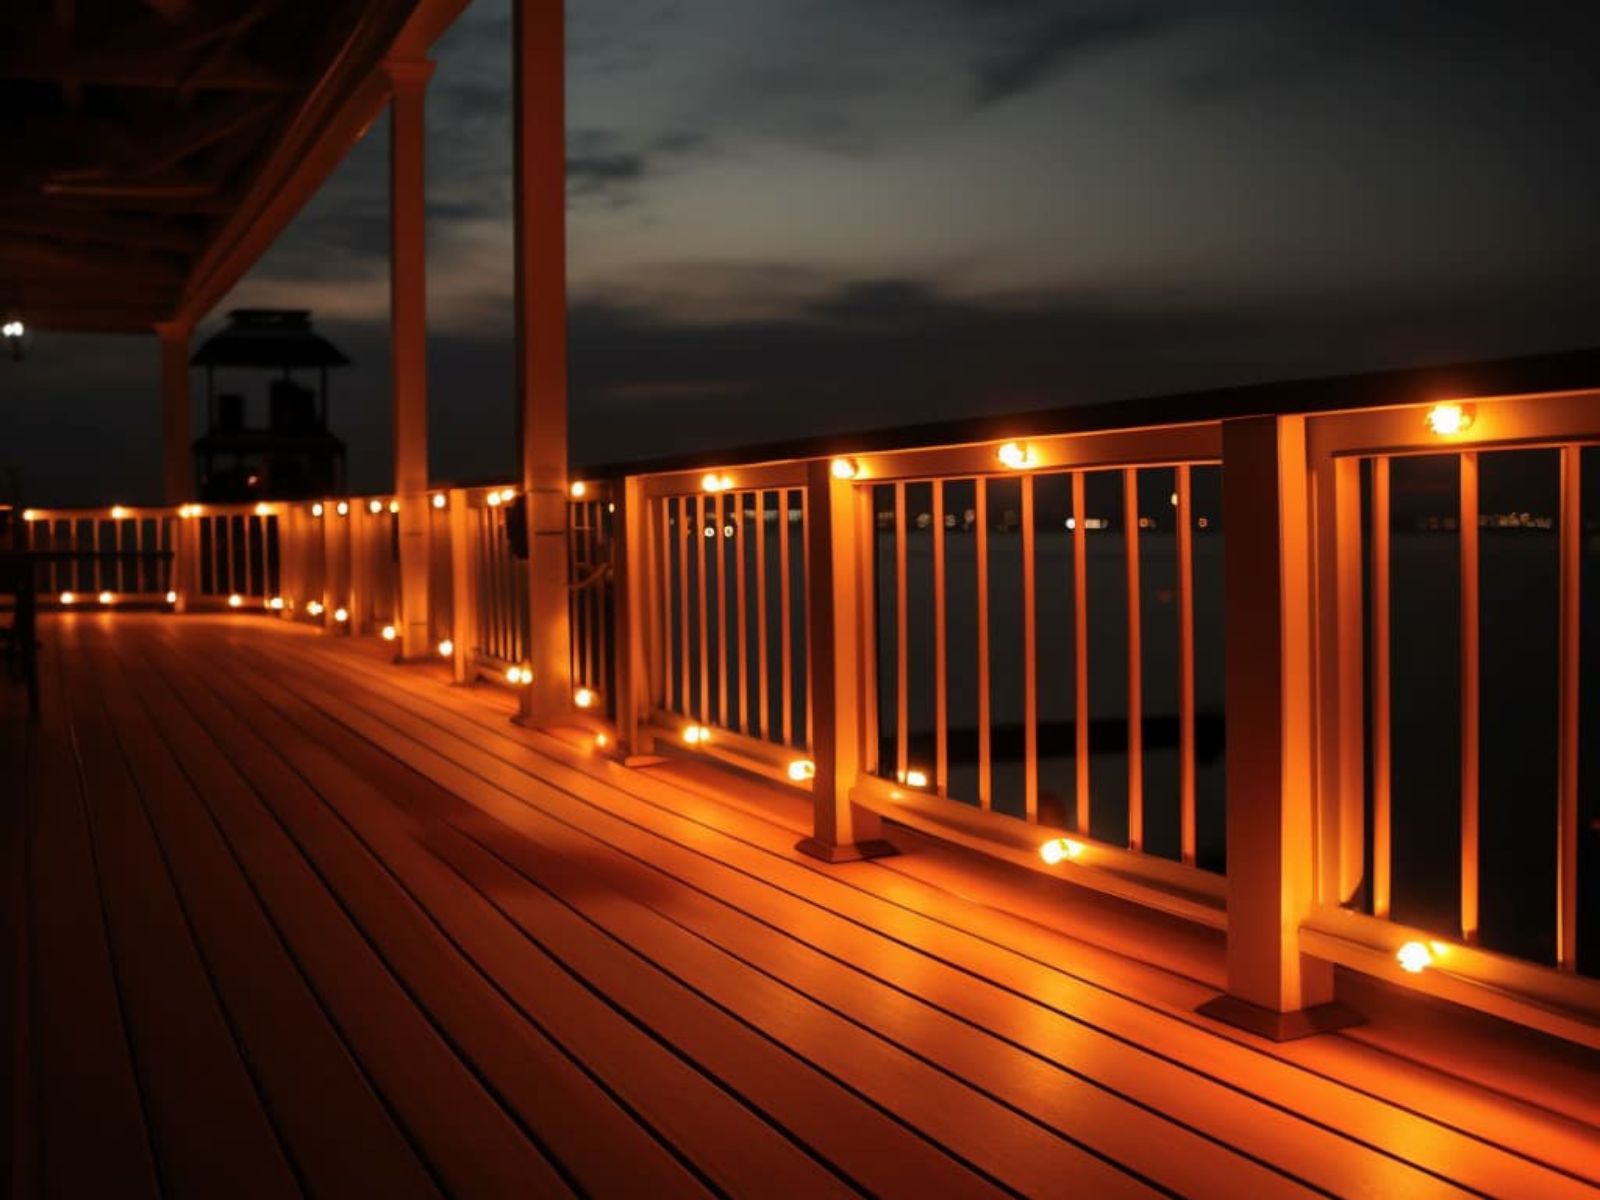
[4,614,1598,1197]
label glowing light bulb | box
[505,666,532,685]
[368,499,383,514]
[500,489,517,504]
[228,594,243,608]
[335,501,349,517]
[438,639,454,657]
[1039,838,1084,865]
[268,596,285,611]
[595,733,609,749]
[388,500,399,514]
[165,591,178,604]
[787,759,816,782]
[311,503,324,518]
[110,505,129,519]
[333,607,349,623]
[830,457,859,480]
[22,509,38,521]
[898,768,929,788]
[1396,941,1432,973]
[432,493,446,509]
[254,502,272,517]
[98,591,114,605]
[1425,403,1473,437]
[307,600,324,616]
[486,491,502,507]
[570,481,587,498]
[382,625,397,641]
[997,442,1037,470]
[60,591,75,605]
[574,687,595,709]
[682,724,711,745]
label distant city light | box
[898,768,929,788]
[2,320,24,338]
[335,501,349,517]
[701,473,733,493]
[254,502,272,517]
[60,591,75,605]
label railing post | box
[796,460,897,863]
[173,511,197,612]
[615,476,654,756]
[448,489,475,684]
[1199,415,1354,1040]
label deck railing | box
[15,387,1600,1048]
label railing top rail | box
[575,345,1600,482]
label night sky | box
[6,0,1600,504]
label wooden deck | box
[4,614,1598,1198]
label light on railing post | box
[997,442,1037,470]
[307,600,325,617]
[1396,941,1433,974]
[166,591,178,605]
[569,481,587,499]
[1039,837,1084,865]
[335,501,349,517]
[227,593,243,608]
[830,458,859,481]
[682,724,711,745]
[312,503,325,518]
[59,591,75,605]
[368,499,383,515]
[788,759,817,782]
[98,591,113,605]
[1425,403,1474,437]
[437,638,454,658]
[110,505,129,519]
[432,493,446,509]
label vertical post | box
[1198,416,1352,1040]
[154,320,192,505]
[617,476,655,756]
[514,0,572,722]
[448,489,475,683]
[796,460,896,863]
[386,58,435,660]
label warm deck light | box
[268,596,285,611]
[228,594,243,608]
[307,600,325,616]
[701,473,733,493]
[179,503,201,518]
[438,638,454,657]
[2,320,23,338]
[388,500,400,514]
[595,733,609,749]
[1039,837,1084,865]
[486,491,502,507]
[830,457,860,480]
[1425,403,1473,436]
[574,687,596,709]
[499,488,517,504]
[382,625,397,641]
[98,591,114,605]
[311,502,324,517]
[898,768,929,788]
[165,591,178,604]
[787,759,816,782]
[368,499,383,514]
[682,724,711,745]
[60,591,75,605]
[432,493,447,509]
[333,607,349,623]
[335,501,349,517]
[507,666,532,685]
[1396,941,1432,973]
[570,481,587,498]
[110,505,130,519]
[22,508,38,521]
[254,502,272,517]
[997,442,1037,470]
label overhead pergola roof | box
[1,0,467,334]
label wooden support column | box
[616,477,655,756]
[448,489,475,684]
[1198,415,1355,1040]
[513,0,572,722]
[386,57,435,660]
[796,460,897,863]
[154,320,192,505]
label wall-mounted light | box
[830,457,860,481]
[997,442,1037,470]
[1039,837,1084,865]
[1425,403,1474,437]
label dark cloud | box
[971,7,1180,108]
[567,152,647,198]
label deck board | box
[7,613,1600,1199]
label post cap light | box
[335,501,350,517]
[438,638,454,657]
[997,442,1037,470]
[110,505,130,519]
[701,473,733,493]
[382,625,397,641]
[682,724,711,745]
[307,600,325,616]
[228,594,243,608]
[432,493,447,509]
[1039,837,1084,865]
[570,481,587,498]
[897,768,929,789]
[165,591,178,604]
[1425,403,1474,437]
[254,502,272,517]
[60,591,75,605]
[22,508,38,521]
[787,759,816,782]
[1396,941,1433,973]
[268,596,285,610]
[830,457,860,481]
[98,591,114,605]
[333,607,349,623]
[311,502,324,518]
[368,499,383,514]
[388,500,399,514]
[574,687,596,709]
